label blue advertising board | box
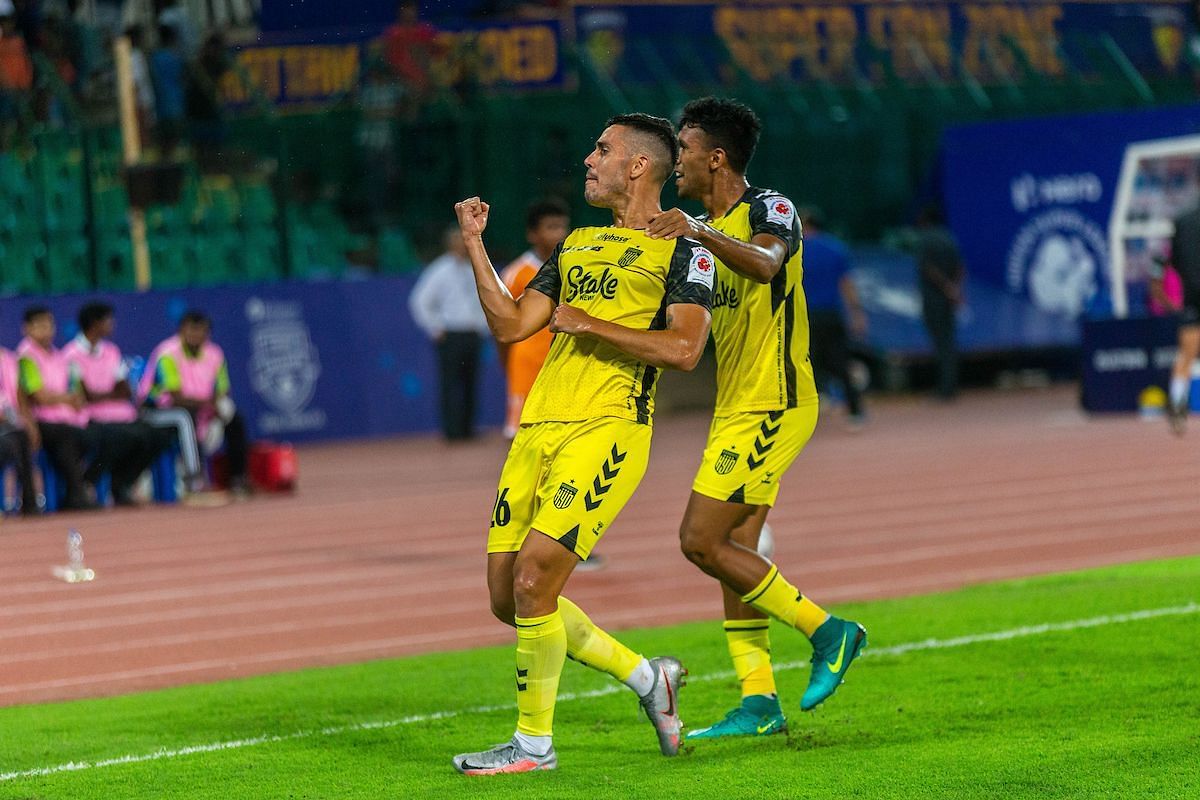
[851,246,1079,357]
[941,103,1200,320]
[233,16,567,105]
[0,277,505,443]
[1080,316,1182,412]
[574,1,1194,83]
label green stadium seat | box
[240,228,283,283]
[94,234,135,291]
[238,181,277,225]
[0,233,45,294]
[190,231,242,287]
[378,227,420,274]
[148,233,191,289]
[45,237,91,294]
[197,175,240,230]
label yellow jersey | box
[706,187,818,414]
[523,226,714,425]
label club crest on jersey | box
[618,246,642,268]
[765,196,795,227]
[565,265,619,301]
[688,247,716,288]
[553,482,578,509]
[714,449,738,475]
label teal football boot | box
[801,617,867,711]
[687,694,787,740]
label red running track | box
[0,386,1197,707]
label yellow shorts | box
[691,404,818,507]
[487,417,651,560]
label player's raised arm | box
[550,302,711,372]
[454,197,555,343]
[648,208,788,285]
[549,239,715,371]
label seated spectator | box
[63,302,172,506]
[139,310,249,493]
[0,340,38,515]
[17,306,94,511]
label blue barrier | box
[852,246,1079,358]
[0,277,505,443]
[941,104,1200,320]
[1079,316,1188,412]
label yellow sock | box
[514,609,567,737]
[558,596,642,682]
[724,619,776,697]
[740,565,830,638]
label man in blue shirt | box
[800,207,867,424]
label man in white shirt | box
[408,227,491,440]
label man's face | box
[583,125,630,208]
[528,214,569,254]
[24,314,55,348]
[674,124,713,201]
[96,315,115,340]
[180,321,209,350]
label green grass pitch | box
[1,557,1197,799]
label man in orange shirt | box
[499,198,570,439]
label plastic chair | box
[37,450,111,511]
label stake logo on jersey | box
[522,227,714,425]
[704,187,818,415]
[712,276,740,310]
[565,265,619,302]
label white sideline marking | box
[1,602,1195,783]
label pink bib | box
[62,337,138,424]
[16,337,87,427]
[0,348,19,420]
[139,336,225,437]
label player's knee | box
[489,592,516,626]
[679,522,718,570]
[511,561,551,610]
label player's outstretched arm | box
[550,303,711,371]
[454,197,553,343]
[648,209,785,284]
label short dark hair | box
[678,97,762,174]
[180,309,211,328]
[525,197,570,231]
[606,113,679,183]
[78,301,115,334]
[23,305,51,325]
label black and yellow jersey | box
[523,226,714,425]
[705,187,818,415]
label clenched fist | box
[454,197,490,237]
[549,304,594,336]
